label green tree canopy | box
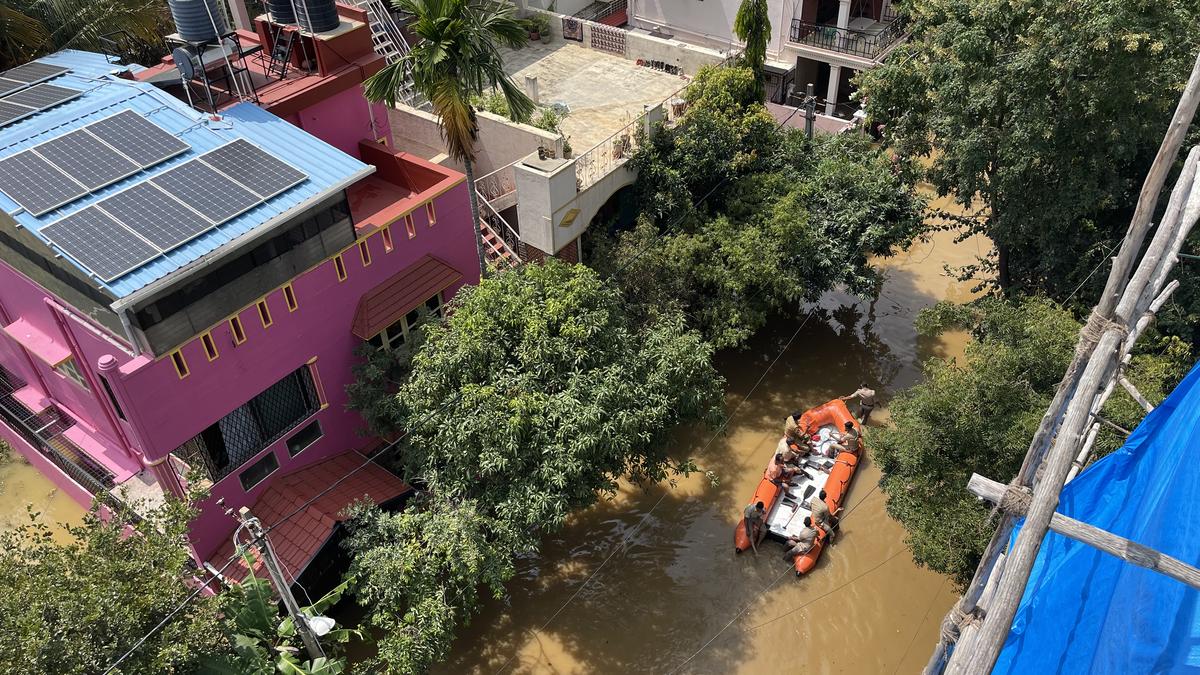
[0,500,225,673]
[0,0,171,69]
[856,0,1200,302]
[599,66,925,348]
[873,297,1192,587]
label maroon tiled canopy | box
[351,254,461,339]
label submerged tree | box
[857,0,1200,301]
[733,0,770,99]
[873,297,1192,588]
[600,65,925,348]
[363,0,534,276]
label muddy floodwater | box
[438,196,986,675]
[0,449,85,542]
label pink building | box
[0,6,480,578]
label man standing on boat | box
[810,489,840,541]
[840,383,877,424]
[744,501,767,555]
[782,517,819,560]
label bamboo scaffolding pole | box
[954,146,1200,675]
[924,50,1200,668]
[1119,376,1155,413]
[966,473,1200,590]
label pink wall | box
[290,86,395,160]
[117,179,478,560]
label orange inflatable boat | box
[733,399,862,576]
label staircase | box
[345,0,426,108]
[479,221,520,270]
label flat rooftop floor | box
[499,41,689,152]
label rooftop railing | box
[787,14,907,59]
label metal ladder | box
[346,0,428,109]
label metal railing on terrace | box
[787,13,907,59]
[574,117,642,191]
[0,364,128,514]
[475,161,519,203]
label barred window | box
[172,364,320,485]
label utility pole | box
[804,83,817,139]
[238,507,325,662]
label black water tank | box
[267,0,297,26]
[295,0,341,33]
[167,0,227,42]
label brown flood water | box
[436,193,986,675]
[0,449,85,542]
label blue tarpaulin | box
[992,360,1200,674]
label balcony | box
[788,10,907,61]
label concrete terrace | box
[499,41,688,151]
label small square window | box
[171,350,189,379]
[358,240,372,267]
[201,333,219,361]
[426,202,437,225]
[404,213,416,239]
[257,300,272,328]
[381,227,394,252]
[283,284,298,312]
[238,451,279,491]
[230,316,247,345]
[334,254,347,281]
[286,420,323,456]
[55,357,89,390]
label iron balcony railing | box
[787,15,907,59]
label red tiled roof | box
[351,254,461,339]
[214,452,408,583]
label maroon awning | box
[351,254,461,339]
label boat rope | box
[892,577,951,675]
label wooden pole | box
[967,473,1200,590]
[926,49,1200,673]
[1118,376,1154,413]
[955,156,1200,674]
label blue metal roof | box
[0,50,372,300]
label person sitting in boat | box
[766,452,801,483]
[782,517,819,560]
[810,489,840,542]
[829,420,861,456]
[779,427,808,465]
[744,501,768,553]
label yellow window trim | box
[404,213,416,239]
[171,350,189,379]
[283,284,298,312]
[201,333,219,361]
[426,201,437,226]
[256,300,272,328]
[230,316,247,345]
[358,240,372,267]
[334,254,347,282]
[381,226,394,252]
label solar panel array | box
[0,111,189,215]
[39,140,308,282]
[0,62,78,127]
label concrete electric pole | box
[238,507,326,662]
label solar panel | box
[0,79,23,96]
[0,151,86,215]
[86,111,190,168]
[33,130,140,191]
[98,182,214,250]
[1,83,80,109]
[199,139,307,199]
[0,100,33,126]
[1,61,69,84]
[150,160,261,223]
[41,208,159,282]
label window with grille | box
[171,364,320,484]
[367,293,444,351]
[54,357,88,390]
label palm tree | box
[1,0,169,70]
[733,0,770,100]
[364,0,534,276]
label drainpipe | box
[46,300,139,464]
